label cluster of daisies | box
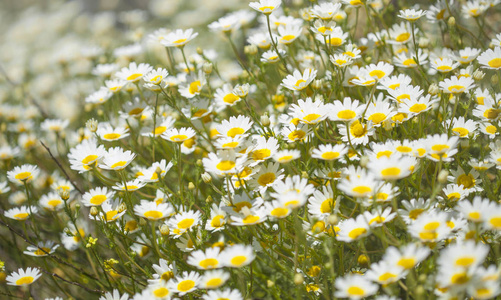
[1,0,501,299]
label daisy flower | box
[277,24,302,45]
[455,196,497,223]
[216,115,253,139]
[289,97,329,125]
[338,120,374,145]
[387,84,423,103]
[431,57,460,73]
[161,127,196,143]
[261,49,287,63]
[398,94,438,116]
[41,119,69,133]
[187,247,222,270]
[221,244,255,268]
[439,75,475,94]
[203,150,247,176]
[281,68,317,91]
[23,241,59,257]
[113,179,146,192]
[68,139,106,173]
[249,162,284,192]
[363,207,397,227]
[478,47,501,69]
[366,61,394,80]
[205,203,227,232]
[81,187,115,207]
[316,27,348,47]
[91,200,126,223]
[7,164,39,185]
[453,47,481,64]
[137,160,173,183]
[425,134,459,162]
[439,240,489,269]
[167,210,201,236]
[249,0,282,15]
[4,206,38,221]
[334,274,378,299]
[281,124,311,143]
[115,62,153,83]
[328,97,364,122]
[383,243,430,270]
[451,117,477,138]
[0,181,10,194]
[178,72,206,98]
[273,149,301,163]
[208,15,241,34]
[393,49,428,68]
[398,8,427,21]
[214,84,241,107]
[39,192,64,211]
[230,206,268,226]
[134,200,173,220]
[199,270,230,289]
[307,186,336,217]
[168,271,200,296]
[336,215,371,242]
[248,32,272,49]
[388,22,413,44]
[249,136,278,163]
[99,289,129,300]
[160,28,198,48]
[366,260,406,285]
[330,53,353,67]
[97,124,130,141]
[311,2,342,20]
[141,116,176,138]
[364,97,396,126]
[6,267,42,286]
[408,211,452,242]
[99,147,136,171]
[338,169,380,198]
[203,289,243,300]
[311,144,347,161]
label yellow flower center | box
[409,103,427,113]
[242,215,260,224]
[177,280,195,292]
[14,212,29,220]
[348,227,367,239]
[47,199,62,208]
[15,276,34,285]
[303,113,321,123]
[368,112,386,124]
[347,286,365,296]
[452,127,468,137]
[199,258,219,269]
[457,174,475,189]
[206,278,223,288]
[485,125,497,134]
[34,247,51,256]
[395,32,410,42]
[352,186,371,195]
[271,207,289,218]
[379,272,397,282]
[257,173,276,186]
[252,149,271,160]
[409,208,424,220]
[455,257,475,267]
[230,255,247,266]
[337,110,356,120]
[15,172,32,181]
[216,161,236,171]
[110,161,127,169]
[288,130,306,141]
[126,73,142,81]
[488,58,501,69]
[350,120,367,137]
[223,93,240,104]
[178,218,195,229]
[189,81,201,95]
[397,257,416,269]
[381,167,401,177]
[153,287,170,297]
[170,134,188,142]
[144,210,163,219]
[321,151,340,160]
[484,108,500,120]
[369,70,385,79]
[402,58,417,67]
[227,127,245,138]
[448,85,465,93]
[451,272,469,285]
[211,215,225,228]
[103,133,121,140]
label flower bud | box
[58,188,70,201]
[206,195,213,203]
[293,273,304,285]
[448,16,456,27]
[118,203,127,213]
[358,254,369,267]
[267,280,275,288]
[260,114,270,127]
[492,74,499,85]
[203,62,213,74]
[244,44,258,56]
[201,172,212,183]
[139,218,147,226]
[233,83,250,97]
[438,170,449,184]
[312,79,323,90]
[196,159,203,167]
[196,47,204,55]
[160,224,170,236]
[473,69,485,81]
[86,118,98,132]
[418,37,429,48]
[327,214,338,225]
[188,182,195,190]
[90,207,99,217]
[428,83,439,95]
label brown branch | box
[40,141,84,195]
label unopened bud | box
[447,16,456,27]
[139,218,147,226]
[418,37,429,48]
[327,214,338,225]
[293,273,304,285]
[97,109,104,117]
[358,254,369,267]
[203,62,213,74]
[418,274,427,282]
[188,182,195,190]
[86,118,98,132]
[267,280,274,288]
[473,69,485,81]
[201,172,212,183]
[301,171,308,179]
[196,159,203,167]
[233,83,250,97]
[90,207,99,216]
[492,74,499,85]
[206,195,213,203]
[160,224,170,235]
[360,156,369,168]
[244,44,258,56]
[415,285,425,295]
[58,188,70,201]
[428,83,439,95]
[364,56,372,64]
[312,79,323,90]
[260,114,270,127]
[460,139,470,148]
[438,169,449,184]
[118,203,127,213]
[196,47,204,55]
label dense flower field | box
[1,0,501,299]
